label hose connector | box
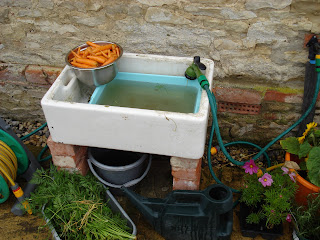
[210,146,220,155]
[11,183,32,214]
[198,75,209,89]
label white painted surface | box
[41,53,214,159]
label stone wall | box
[1,0,320,143]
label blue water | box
[89,72,202,113]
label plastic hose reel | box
[0,129,29,203]
[0,130,28,175]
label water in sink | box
[89,72,202,113]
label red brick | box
[44,66,63,84]
[212,87,262,105]
[52,155,79,168]
[218,101,261,115]
[172,158,201,181]
[52,151,88,174]
[57,158,89,176]
[76,157,89,176]
[51,148,87,166]
[264,90,302,103]
[47,135,87,157]
[170,156,201,169]
[173,178,200,190]
[171,157,202,189]
[25,65,62,85]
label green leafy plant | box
[291,193,320,240]
[281,122,320,187]
[28,165,135,240]
[240,160,297,228]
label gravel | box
[3,118,49,147]
[203,145,286,169]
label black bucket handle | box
[88,154,152,188]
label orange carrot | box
[110,52,117,58]
[71,50,81,58]
[87,55,107,64]
[115,47,120,57]
[75,57,98,67]
[71,62,93,68]
[69,42,120,68]
[102,56,115,66]
[92,44,112,53]
[81,49,89,58]
[86,41,100,48]
[100,51,109,59]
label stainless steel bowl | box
[65,41,123,87]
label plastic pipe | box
[203,72,320,193]
[20,122,47,141]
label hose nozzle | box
[185,56,209,89]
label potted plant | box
[239,160,297,239]
[291,193,320,240]
[280,122,320,205]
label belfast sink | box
[41,53,214,159]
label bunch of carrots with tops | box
[69,41,121,68]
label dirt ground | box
[0,145,294,240]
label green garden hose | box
[20,122,51,162]
[20,122,47,141]
[0,133,32,213]
[193,57,320,193]
[204,70,320,192]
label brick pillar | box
[47,136,89,175]
[170,156,202,190]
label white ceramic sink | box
[41,53,214,159]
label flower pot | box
[285,152,320,206]
[239,203,283,240]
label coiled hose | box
[0,122,50,208]
[0,139,32,213]
[204,71,320,193]
[0,140,18,187]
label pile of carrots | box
[69,41,121,68]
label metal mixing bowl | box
[65,41,123,87]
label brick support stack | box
[47,136,89,175]
[170,156,202,190]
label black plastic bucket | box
[88,147,151,193]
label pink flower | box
[258,173,273,187]
[281,166,289,175]
[271,209,275,213]
[289,172,296,182]
[286,214,292,222]
[243,159,259,175]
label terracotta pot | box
[285,152,320,205]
